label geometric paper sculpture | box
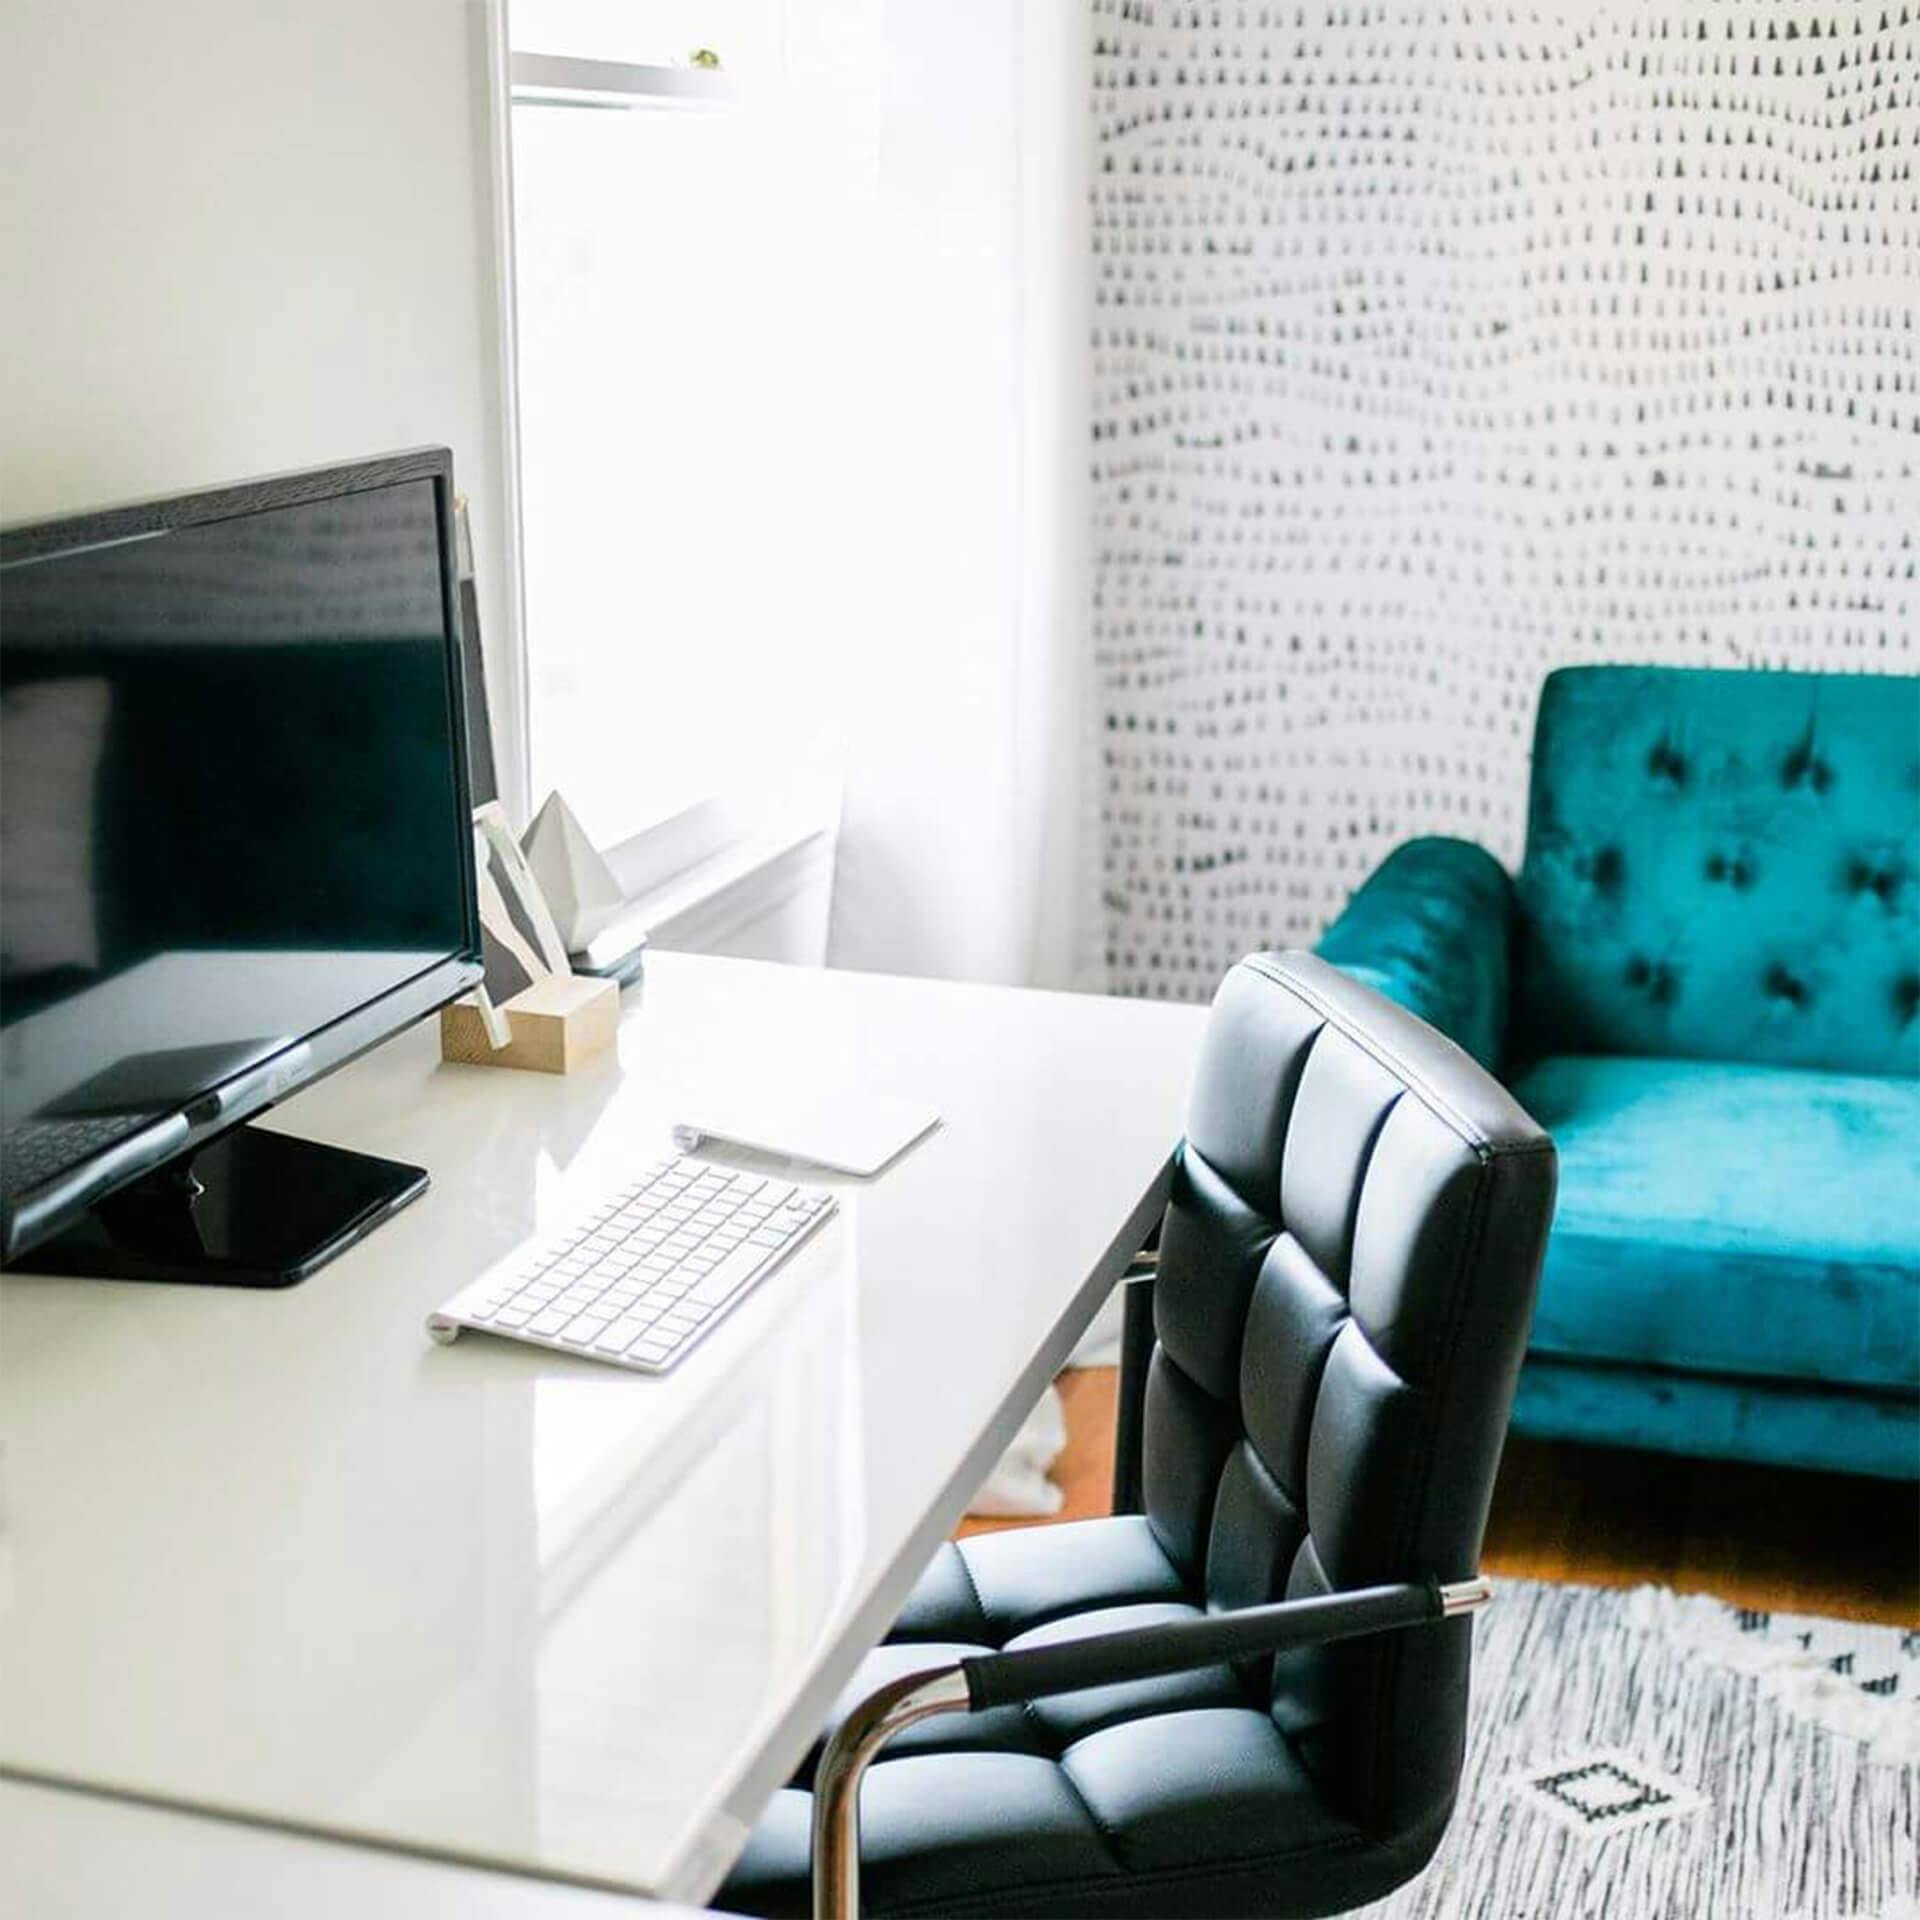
[521,789,627,952]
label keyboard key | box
[687,1242,774,1307]
[595,1316,651,1352]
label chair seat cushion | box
[725,1711,1377,1920]
[723,1518,1416,1919]
[1511,1054,1920,1392]
[890,1516,1188,1645]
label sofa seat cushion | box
[1511,1055,1920,1394]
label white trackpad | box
[671,1090,940,1177]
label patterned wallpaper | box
[1090,1,1919,1000]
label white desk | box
[2,1775,699,1920]
[0,956,1207,1905]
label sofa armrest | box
[1314,837,1516,1070]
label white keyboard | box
[426,1155,837,1372]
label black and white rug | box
[1357,1580,1919,1920]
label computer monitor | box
[0,449,484,1285]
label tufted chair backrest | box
[1517,665,1920,1076]
[1145,953,1555,1848]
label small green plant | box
[689,47,721,70]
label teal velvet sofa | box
[1316,666,1920,1480]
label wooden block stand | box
[440,972,619,1075]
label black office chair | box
[722,952,1557,1920]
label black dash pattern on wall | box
[1091,0,1920,1000]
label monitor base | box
[23,1124,428,1289]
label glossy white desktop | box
[0,1774,703,1920]
[0,955,1208,1905]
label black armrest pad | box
[961,1581,1443,1712]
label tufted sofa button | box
[1645,738,1687,788]
[1764,963,1810,1008]
[1842,856,1907,906]
[1624,956,1679,1006]
[1782,732,1835,795]
[1583,845,1624,892]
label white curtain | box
[822,2,1102,994]
[787,7,1109,1512]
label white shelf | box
[510,51,733,111]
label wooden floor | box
[960,1368,1920,1627]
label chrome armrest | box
[811,1664,971,1920]
[809,1577,1492,1920]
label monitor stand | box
[24,1124,429,1289]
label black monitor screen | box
[1,468,476,1207]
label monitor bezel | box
[0,448,486,1265]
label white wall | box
[0,0,524,815]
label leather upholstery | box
[722,953,1556,1918]
[1312,665,1920,1481]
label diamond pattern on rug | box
[1508,1747,1708,1839]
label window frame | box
[498,34,831,909]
